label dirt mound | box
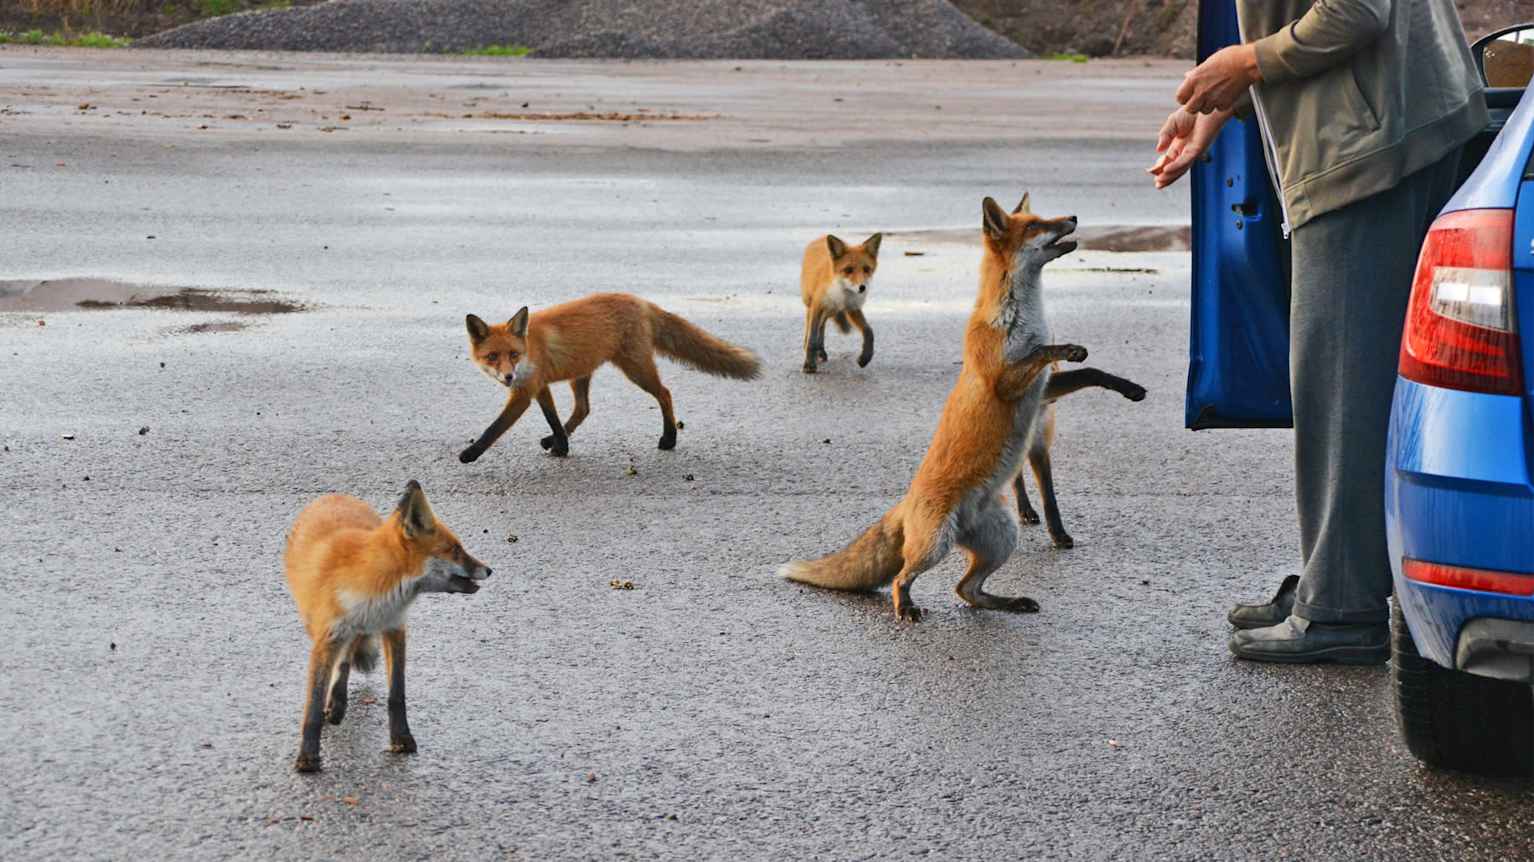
[954,0,1522,59]
[134,0,1030,59]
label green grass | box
[0,28,132,47]
[196,0,240,16]
[1045,52,1089,63]
[463,44,532,57]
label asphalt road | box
[2,49,1531,860]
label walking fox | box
[459,292,761,463]
[781,193,1095,621]
[284,481,491,772]
[801,233,882,373]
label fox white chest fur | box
[332,579,423,642]
[821,279,870,313]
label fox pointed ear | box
[1013,192,1032,215]
[508,306,530,338]
[863,232,883,258]
[982,197,1010,242]
[396,480,437,539]
[825,234,848,259]
[466,314,490,343]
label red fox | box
[800,233,882,373]
[781,193,1088,621]
[460,292,761,463]
[284,480,491,773]
[1014,370,1146,549]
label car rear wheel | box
[1392,601,1534,777]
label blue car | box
[1192,11,1534,776]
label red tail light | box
[1399,209,1523,395]
[1403,558,1534,596]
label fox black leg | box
[295,639,338,773]
[1013,473,1041,525]
[535,387,569,457]
[324,652,351,725]
[1043,368,1146,403]
[460,389,533,463]
[847,309,874,368]
[382,628,415,755]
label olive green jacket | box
[1237,0,1488,231]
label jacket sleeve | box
[1251,0,1392,85]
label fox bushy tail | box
[349,636,379,674]
[650,305,761,380]
[779,510,905,592]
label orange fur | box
[799,233,881,372]
[782,194,1084,620]
[283,481,490,772]
[461,292,760,461]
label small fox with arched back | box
[781,193,1089,621]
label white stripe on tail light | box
[1399,209,1523,396]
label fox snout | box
[857,284,867,294]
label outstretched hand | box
[1147,108,1230,189]
[1176,43,1260,114]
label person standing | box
[1149,0,1489,663]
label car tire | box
[1392,601,1534,777]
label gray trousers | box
[1289,149,1461,625]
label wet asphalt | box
[1,49,1532,860]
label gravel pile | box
[136,0,1029,59]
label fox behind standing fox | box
[782,193,1144,620]
[801,232,882,373]
[459,292,761,463]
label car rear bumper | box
[1385,377,1534,672]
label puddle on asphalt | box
[0,278,305,315]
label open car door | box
[1186,5,1527,430]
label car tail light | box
[1403,558,1534,596]
[1399,209,1523,395]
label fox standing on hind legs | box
[284,481,492,773]
[459,292,761,463]
[782,193,1089,621]
[801,232,881,373]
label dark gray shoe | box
[1227,575,1299,630]
[1228,615,1388,665]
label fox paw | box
[389,734,417,755]
[857,351,873,368]
[1049,532,1075,550]
[1057,344,1088,363]
[1019,506,1041,526]
[817,349,829,363]
[458,446,482,464]
[895,604,924,623]
[802,362,818,374]
[1122,383,1148,402]
[324,702,346,726]
[1000,596,1041,613]
[540,435,569,457]
[658,430,677,451]
[293,752,322,773]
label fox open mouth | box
[1045,225,1078,254]
[447,575,481,594]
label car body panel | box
[1387,85,1534,672]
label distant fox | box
[782,193,1088,621]
[284,481,491,773]
[801,233,881,373]
[1014,370,1146,549]
[460,292,761,463]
